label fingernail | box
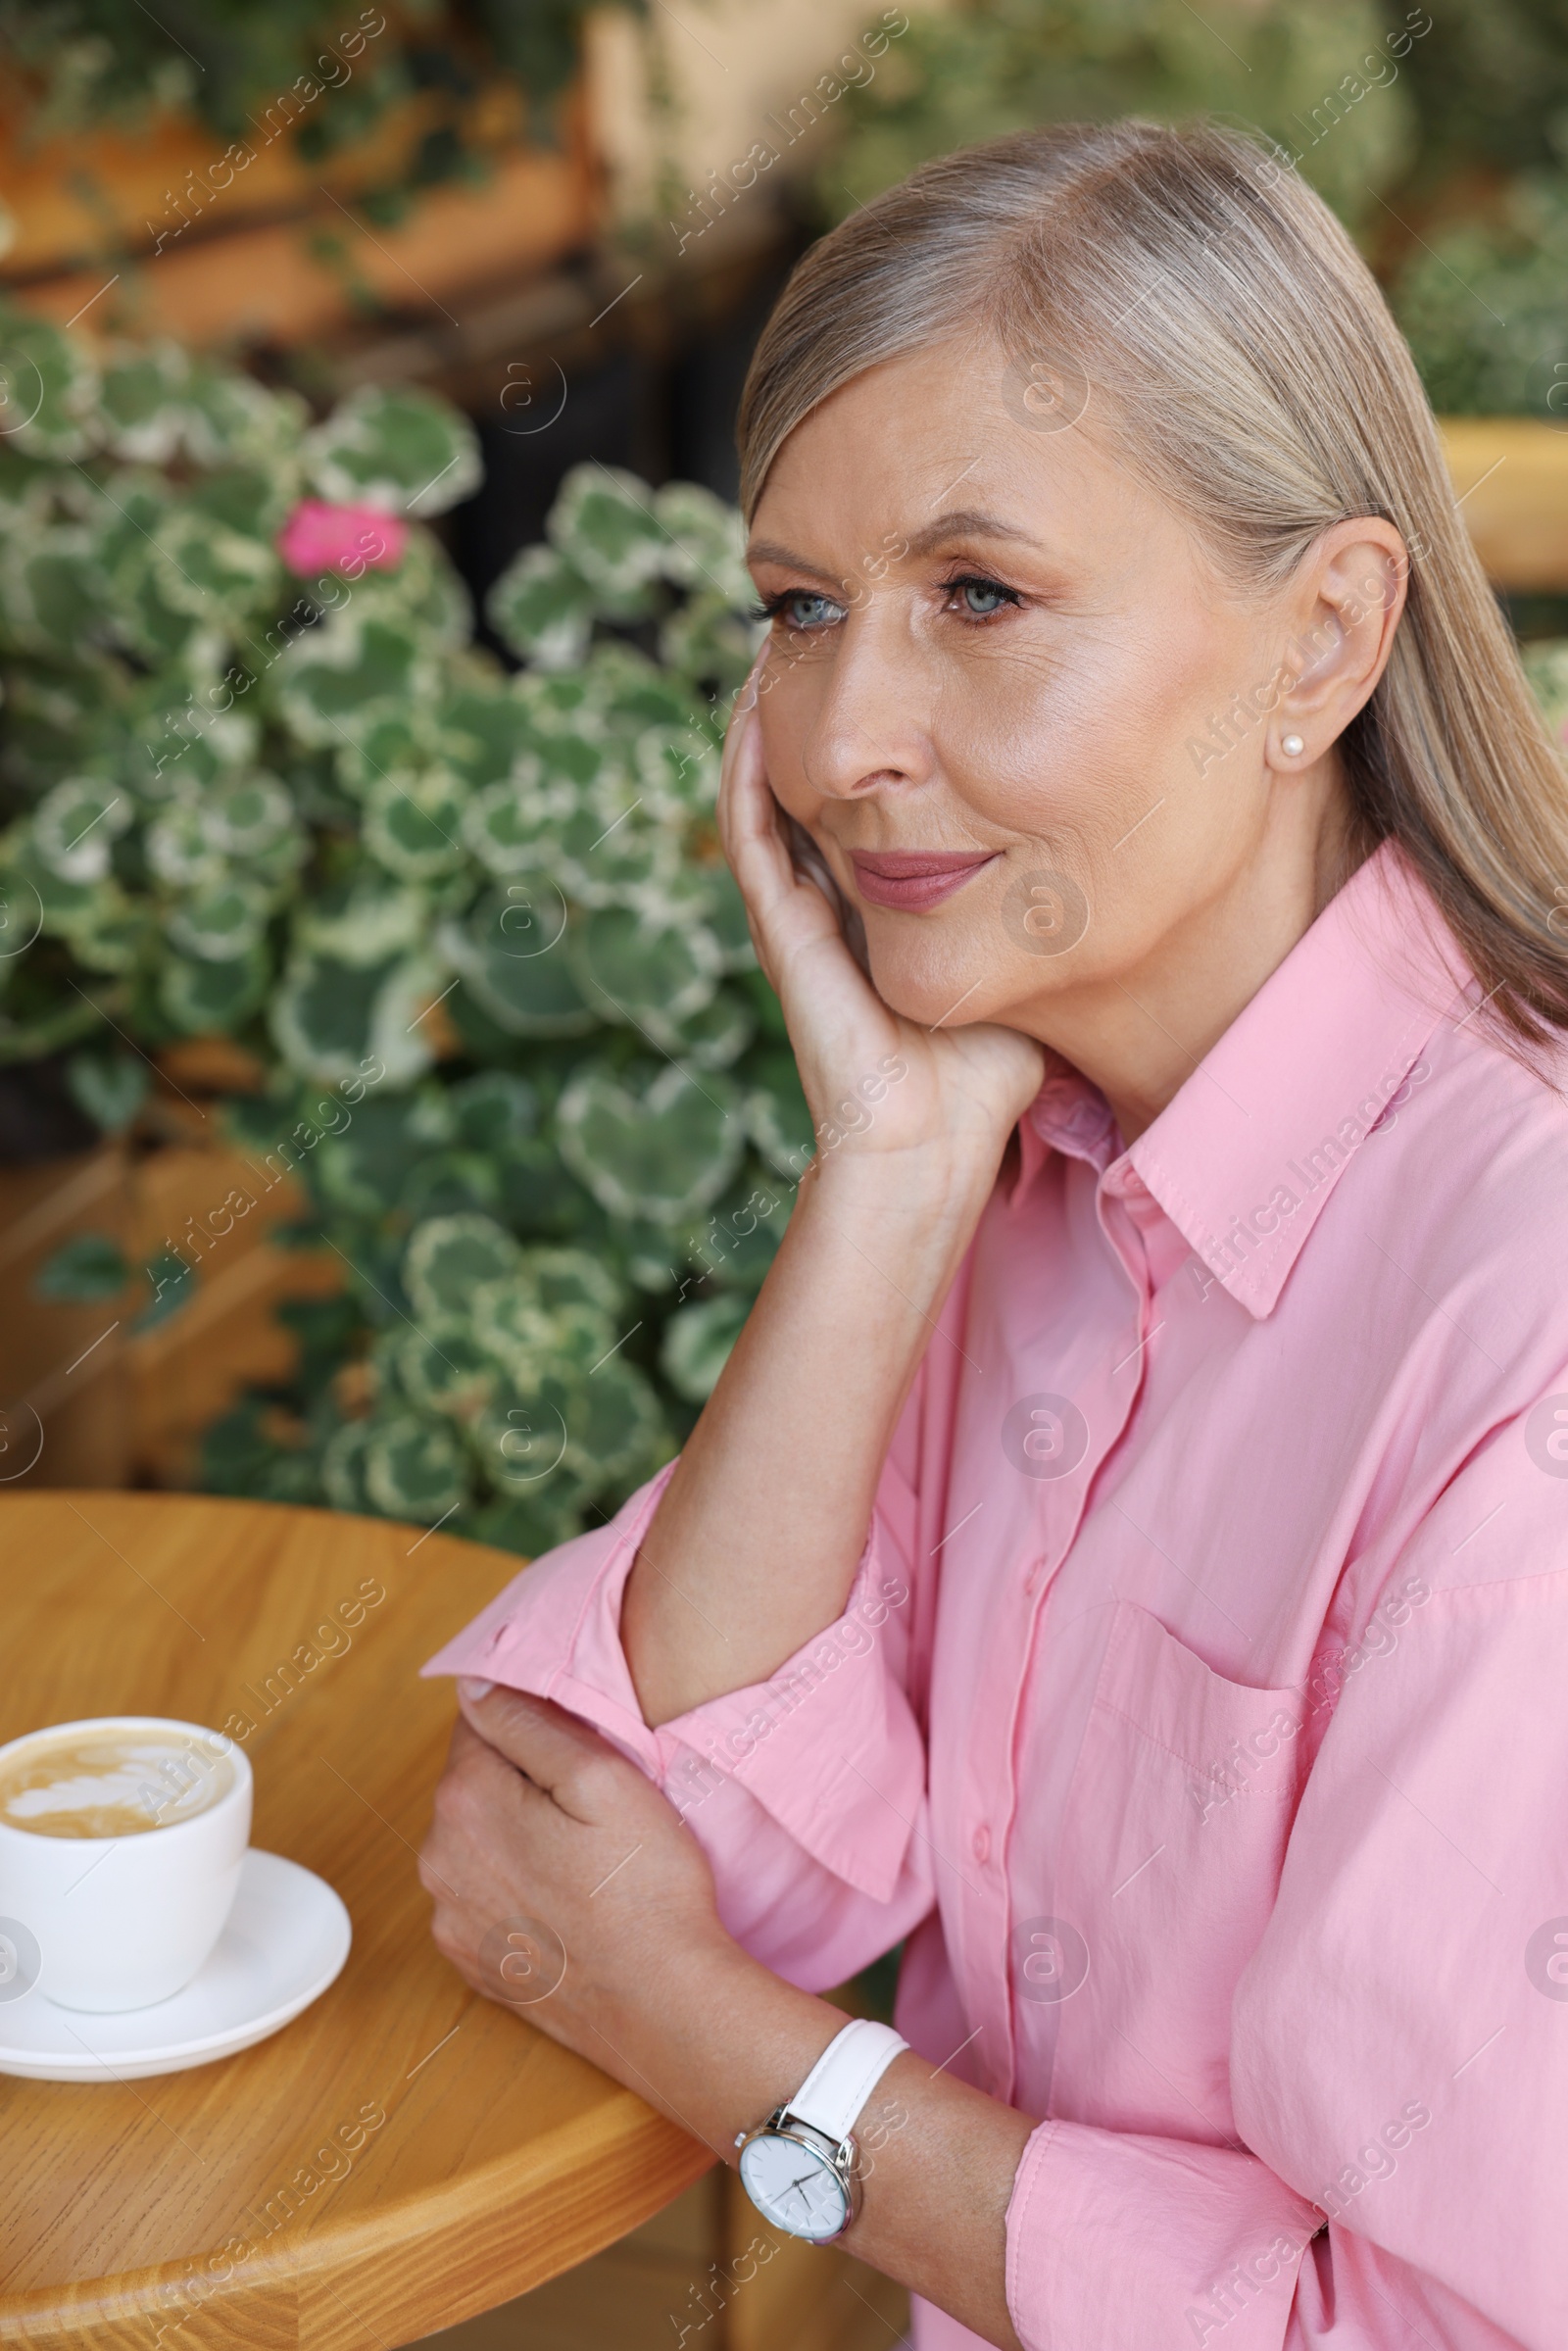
[458,1677,494,1701]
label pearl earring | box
[1281,733,1304,757]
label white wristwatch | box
[735,2018,908,2243]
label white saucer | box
[0,1848,351,2081]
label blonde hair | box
[736,121,1568,1045]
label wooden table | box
[0,1493,713,2349]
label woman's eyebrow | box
[746,511,1044,577]
[905,509,1043,558]
[744,538,840,579]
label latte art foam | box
[0,1729,233,1839]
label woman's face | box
[745,334,1392,1085]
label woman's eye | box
[948,575,1016,617]
[787,591,841,629]
[754,590,845,631]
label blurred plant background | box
[0,0,606,159]
[0,0,1566,1550]
[826,0,1568,425]
[0,330,807,1544]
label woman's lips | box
[849,850,1000,911]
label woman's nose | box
[800,602,936,803]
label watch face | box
[739,2130,850,2241]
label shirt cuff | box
[421,1465,924,1906]
[419,1460,677,1774]
[658,1528,921,1904]
[1004,2118,1321,2350]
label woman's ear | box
[1270,518,1410,771]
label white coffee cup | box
[0,1715,252,2013]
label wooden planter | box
[0,1105,339,1494]
[0,81,600,350]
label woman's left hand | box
[421,1681,1033,2348]
[418,1680,740,2118]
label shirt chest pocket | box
[1038,1598,1307,2145]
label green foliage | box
[306,386,485,518]
[0,1,627,172]
[824,0,1568,421]
[32,1231,128,1300]
[1522,641,1568,755]
[0,308,807,1551]
[65,1047,148,1132]
[826,0,1417,235]
[1391,174,1568,419]
[1388,0,1568,193]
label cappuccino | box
[0,1726,233,1840]
[0,1714,253,2009]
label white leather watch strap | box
[784,2018,908,2143]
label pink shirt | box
[426,843,1568,2350]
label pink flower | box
[276,499,408,578]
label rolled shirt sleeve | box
[422,1454,936,1991]
[1004,2127,1320,2349]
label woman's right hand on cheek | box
[718,664,1045,1211]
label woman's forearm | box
[621,1939,1030,2350]
[621,1151,992,1726]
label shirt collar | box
[1012,843,1473,1318]
[1014,1054,1121,1193]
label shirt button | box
[971,1825,991,1865]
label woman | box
[420,120,1568,2348]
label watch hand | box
[783,2170,821,2207]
